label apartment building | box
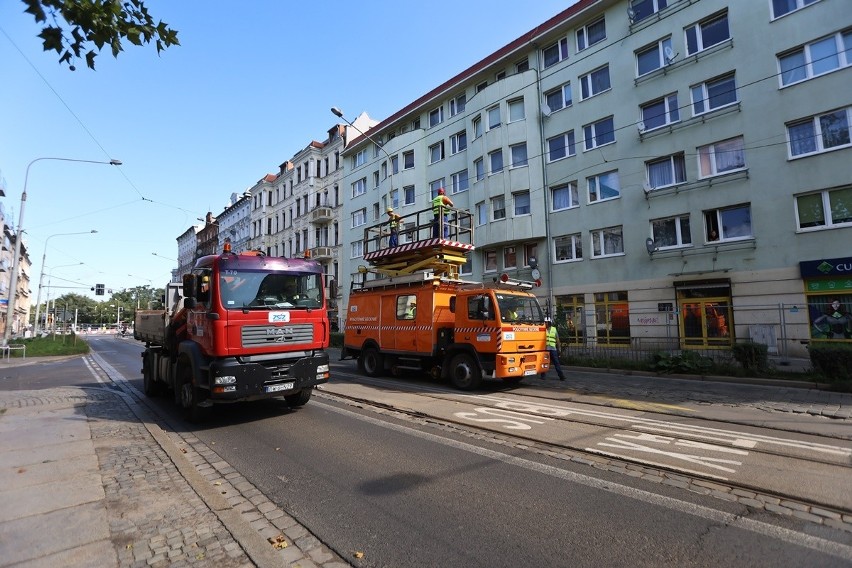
[246,115,378,328]
[215,191,252,253]
[339,0,851,357]
[1,203,31,336]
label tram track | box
[318,370,852,527]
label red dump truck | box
[134,245,331,420]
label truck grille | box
[242,323,314,347]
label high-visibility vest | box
[432,195,445,215]
[388,215,399,229]
[546,326,559,348]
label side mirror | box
[182,274,196,299]
[449,296,456,313]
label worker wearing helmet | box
[431,187,454,238]
[386,206,402,247]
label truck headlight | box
[215,375,237,385]
[317,364,329,373]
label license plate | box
[523,369,537,376]
[265,382,294,393]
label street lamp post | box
[36,261,83,334]
[33,232,96,335]
[330,107,394,196]
[3,157,121,344]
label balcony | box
[310,206,334,224]
[311,246,333,260]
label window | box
[646,153,686,189]
[430,178,445,195]
[373,171,379,188]
[487,106,501,130]
[591,226,624,257]
[788,107,852,157]
[495,69,506,81]
[475,158,485,181]
[508,98,525,122]
[779,31,852,87]
[429,106,444,127]
[583,116,615,150]
[391,155,399,174]
[551,182,579,211]
[544,83,572,113]
[372,202,380,221]
[492,196,506,220]
[772,0,819,19]
[514,192,531,216]
[403,150,415,169]
[795,187,852,229]
[685,12,730,55]
[704,204,752,241]
[450,93,466,116]
[698,136,746,177]
[577,17,606,51]
[640,94,680,131]
[516,58,529,73]
[404,185,415,205]
[396,295,418,320]
[691,73,737,115]
[484,249,497,271]
[580,65,611,99]
[476,81,488,93]
[473,116,483,139]
[451,170,469,194]
[351,208,366,228]
[476,202,487,226]
[555,233,583,261]
[510,144,528,168]
[543,37,569,68]
[630,0,669,23]
[351,239,363,258]
[351,178,366,198]
[636,37,673,76]
[588,171,621,203]
[489,150,504,174]
[504,246,517,269]
[352,149,367,168]
[451,131,467,154]
[524,243,537,267]
[429,141,445,164]
[547,131,576,161]
[651,215,692,248]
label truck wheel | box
[449,353,482,390]
[142,352,162,397]
[177,366,210,423]
[285,388,312,407]
[359,347,384,378]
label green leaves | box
[21,0,179,70]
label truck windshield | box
[495,293,545,323]
[219,271,323,310]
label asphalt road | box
[5,335,851,567]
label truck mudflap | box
[206,352,330,402]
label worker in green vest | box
[431,188,454,238]
[541,318,566,381]
[386,206,401,247]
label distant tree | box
[22,0,179,70]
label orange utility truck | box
[135,244,331,420]
[343,206,549,390]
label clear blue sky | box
[0,0,575,301]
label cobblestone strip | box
[319,391,852,534]
[166,430,350,568]
[85,393,256,568]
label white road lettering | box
[592,433,745,474]
[454,407,553,430]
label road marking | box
[314,398,852,562]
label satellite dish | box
[664,46,678,64]
[645,237,658,255]
[540,103,552,117]
[643,182,653,196]
[627,8,636,22]
[637,121,646,133]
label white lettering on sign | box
[454,407,554,430]
[592,432,746,474]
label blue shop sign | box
[799,257,852,278]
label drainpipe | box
[532,50,555,316]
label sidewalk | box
[0,368,350,567]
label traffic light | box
[95,284,105,296]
